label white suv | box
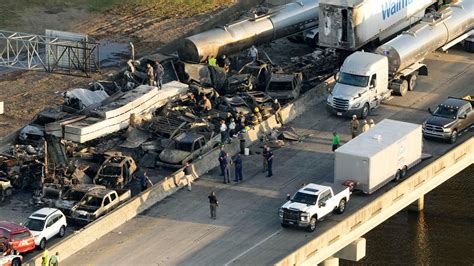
[23,208,67,250]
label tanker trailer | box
[177,0,319,63]
[319,0,442,51]
[326,0,474,119]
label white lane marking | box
[224,229,283,266]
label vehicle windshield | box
[291,192,317,205]
[176,141,193,152]
[23,218,45,231]
[433,105,457,119]
[12,231,31,241]
[268,81,292,91]
[62,190,86,201]
[100,166,121,176]
[83,196,102,207]
[338,72,369,87]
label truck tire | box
[408,74,417,91]
[401,166,408,178]
[394,169,401,181]
[5,187,12,197]
[281,222,289,228]
[449,130,458,144]
[392,79,408,96]
[307,217,317,232]
[465,41,474,53]
[360,103,369,119]
[335,199,347,214]
[11,258,21,266]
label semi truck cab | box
[327,52,390,119]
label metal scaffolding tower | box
[0,30,100,77]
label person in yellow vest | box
[41,249,49,266]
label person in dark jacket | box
[140,171,153,192]
[234,154,243,182]
[223,153,232,184]
[266,147,274,177]
[218,146,226,176]
[208,191,218,219]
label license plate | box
[337,112,342,116]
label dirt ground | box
[0,0,235,137]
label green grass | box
[127,0,233,17]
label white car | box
[23,208,67,250]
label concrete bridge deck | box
[62,49,473,265]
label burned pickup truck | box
[94,154,137,189]
[55,184,106,216]
[157,132,219,168]
[70,187,131,223]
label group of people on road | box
[218,146,244,184]
[146,61,165,88]
[350,114,375,139]
[42,250,59,266]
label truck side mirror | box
[334,72,340,82]
[459,114,467,119]
[286,194,291,201]
[319,201,326,207]
[428,107,433,114]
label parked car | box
[279,183,350,232]
[94,154,137,189]
[423,96,474,143]
[0,254,22,266]
[0,222,35,254]
[23,208,67,250]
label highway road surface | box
[63,48,473,265]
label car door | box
[51,214,63,236]
[44,216,56,240]
[456,106,468,131]
[317,189,334,218]
[102,196,111,215]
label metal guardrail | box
[276,137,474,266]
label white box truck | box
[334,119,422,194]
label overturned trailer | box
[178,0,319,62]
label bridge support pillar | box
[408,195,425,212]
[320,256,339,266]
[335,237,366,261]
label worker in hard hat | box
[41,249,49,266]
[350,115,360,139]
[254,107,262,124]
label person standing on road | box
[218,146,226,176]
[332,132,340,152]
[350,115,360,139]
[248,45,258,62]
[224,153,232,184]
[234,153,243,182]
[183,162,193,191]
[262,143,269,173]
[154,60,164,89]
[272,99,283,125]
[208,191,218,219]
[361,120,370,133]
[146,63,154,86]
[368,119,376,128]
[266,147,274,177]
[49,252,59,266]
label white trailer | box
[319,0,439,50]
[334,119,422,194]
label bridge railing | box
[276,137,474,266]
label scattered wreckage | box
[94,153,137,189]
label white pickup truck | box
[279,183,350,232]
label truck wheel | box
[306,217,317,232]
[360,103,369,119]
[11,258,21,266]
[394,169,401,181]
[393,80,408,96]
[449,130,457,144]
[5,187,13,197]
[408,74,417,91]
[39,238,46,250]
[401,166,408,178]
[58,225,66,237]
[281,222,289,228]
[335,199,346,214]
[465,41,474,53]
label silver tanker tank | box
[376,0,474,76]
[178,0,319,63]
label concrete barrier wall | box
[276,137,474,266]
[26,75,334,265]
